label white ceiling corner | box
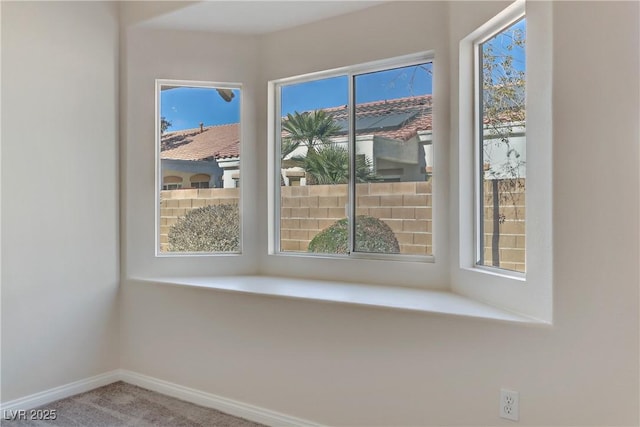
[139,1,386,35]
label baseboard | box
[118,369,322,427]
[1,369,322,427]
[0,370,121,412]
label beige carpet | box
[2,381,267,427]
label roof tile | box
[161,123,239,161]
[161,95,434,161]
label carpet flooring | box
[2,381,267,427]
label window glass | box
[158,82,241,254]
[354,63,433,255]
[477,19,526,272]
[275,55,433,259]
[279,76,349,254]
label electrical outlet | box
[500,389,519,421]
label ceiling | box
[139,1,385,35]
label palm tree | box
[282,110,378,185]
[281,110,344,185]
[280,110,376,184]
[281,110,343,158]
[291,144,377,185]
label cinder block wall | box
[280,182,433,254]
[482,178,526,272]
[159,180,524,270]
[159,188,240,251]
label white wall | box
[120,1,639,426]
[1,1,120,401]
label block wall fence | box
[159,180,524,272]
[159,188,240,252]
[481,179,526,272]
[279,182,433,255]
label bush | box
[308,216,400,254]
[168,204,239,252]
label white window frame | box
[155,79,243,257]
[268,52,436,263]
[456,0,553,322]
[474,9,527,278]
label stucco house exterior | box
[160,123,240,189]
[281,94,434,185]
[160,93,523,190]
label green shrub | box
[168,204,239,252]
[308,216,400,254]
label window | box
[458,0,552,322]
[272,53,433,260]
[156,80,242,255]
[190,174,211,189]
[476,17,526,273]
[162,176,183,190]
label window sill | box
[127,275,547,325]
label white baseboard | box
[118,369,322,427]
[0,370,121,412]
[1,369,322,427]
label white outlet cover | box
[500,389,519,421]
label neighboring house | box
[280,93,525,186]
[160,96,435,190]
[160,94,523,190]
[282,95,434,185]
[481,122,525,180]
[160,123,240,189]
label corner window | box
[272,53,434,260]
[458,0,552,322]
[156,80,242,255]
[476,18,526,273]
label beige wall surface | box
[1,1,120,401]
[120,1,639,426]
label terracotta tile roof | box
[161,95,434,162]
[161,123,239,161]
[323,94,433,141]
[356,95,433,141]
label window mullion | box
[347,73,356,255]
[476,42,485,266]
[274,84,283,254]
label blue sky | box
[160,63,433,132]
[482,18,526,80]
[161,87,240,132]
[281,62,433,115]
